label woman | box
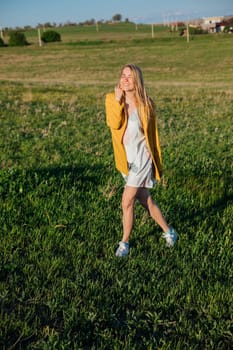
[105,64,177,257]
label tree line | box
[3,14,126,32]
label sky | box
[1,0,233,28]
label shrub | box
[224,25,233,33]
[8,31,29,46]
[41,30,61,43]
[0,37,6,47]
[179,26,208,36]
[190,27,208,35]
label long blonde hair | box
[119,63,154,120]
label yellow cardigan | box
[105,92,162,181]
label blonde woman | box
[105,64,177,257]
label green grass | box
[0,26,233,349]
[7,23,171,43]
[1,31,232,87]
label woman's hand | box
[115,84,124,103]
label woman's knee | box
[146,194,155,208]
[122,189,136,211]
[122,196,134,211]
[136,189,150,209]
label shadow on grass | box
[131,170,233,246]
[1,162,107,194]
[0,162,113,238]
[166,171,233,237]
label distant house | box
[186,15,233,33]
[201,16,224,33]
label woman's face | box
[120,67,135,92]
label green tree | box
[8,31,29,46]
[41,30,61,43]
[112,14,122,22]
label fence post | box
[151,23,154,38]
[38,28,42,47]
[187,23,189,43]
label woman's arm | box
[105,92,125,130]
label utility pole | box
[186,22,189,43]
[131,17,138,32]
[151,23,154,38]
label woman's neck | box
[125,91,136,104]
[125,92,137,116]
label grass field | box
[0,24,233,349]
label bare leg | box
[121,186,139,242]
[136,188,170,233]
[116,186,176,256]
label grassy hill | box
[0,24,232,349]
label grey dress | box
[122,109,155,188]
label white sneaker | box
[162,227,178,247]
[115,241,129,257]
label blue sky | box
[1,0,233,28]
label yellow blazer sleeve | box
[142,101,162,181]
[105,92,125,129]
[105,92,128,175]
[150,111,163,179]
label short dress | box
[122,109,155,188]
